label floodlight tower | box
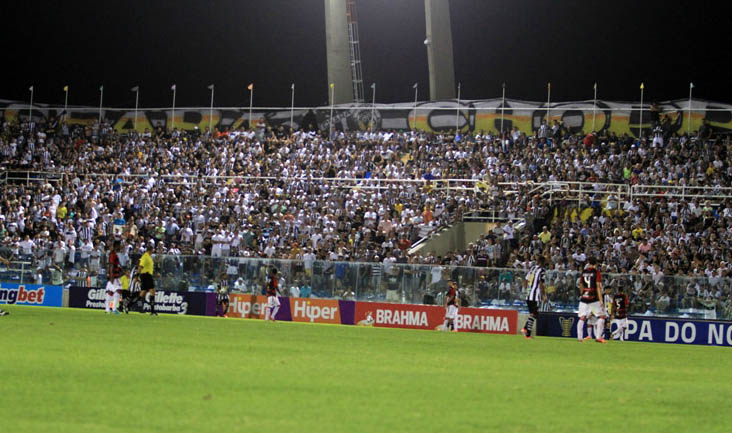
[325,0,455,103]
[325,0,365,104]
[424,0,456,100]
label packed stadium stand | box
[2,113,731,319]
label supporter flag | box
[248,83,254,91]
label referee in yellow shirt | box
[138,243,157,316]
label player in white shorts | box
[105,241,123,314]
[443,281,459,332]
[264,267,280,321]
[577,257,607,343]
[610,286,630,341]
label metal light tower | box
[325,0,455,103]
[425,0,456,100]
[325,0,364,104]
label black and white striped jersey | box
[525,265,545,302]
[128,268,141,293]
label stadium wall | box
[538,311,732,347]
[2,98,731,136]
[62,287,518,334]
[228,295,517,333]
[67,286,216,315]
[413,222,498,258]
[0,283,63,307]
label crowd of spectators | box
[1,109,732,317]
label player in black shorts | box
[138,244,157,316]
[522,256,546,339]
[216,271,230,317]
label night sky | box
[4,0,729,108]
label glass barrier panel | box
[2,248,732,321]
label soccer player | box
[105,240,123,314]
[138,243,157,316]
[610,286,630,341]
[443,280,459,332]
[0,307,8,316]
[264,267,280,321]
[522,256,546,339]
[216,271,230,318]
[123,267,143,313]
[577,257,607,343]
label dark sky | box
[4,0,729,108]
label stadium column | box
[424,0,456,100]
[324,0,354,104]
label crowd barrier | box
[225,294,517,333]
[537,311,732,347]
[67,286,216,315]
[0,283,63,307]
[64,288,518,334]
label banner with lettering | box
[3,97,731,136]
[537,312,732,347]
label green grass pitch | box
[1,305,731,433]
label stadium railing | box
[6,169,732,203]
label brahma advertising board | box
[227,295,515,333]
[0,283,63,307]
[538,312,732,347]
[67,286,212,315]
[353,302,517,334]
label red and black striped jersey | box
[580,267,602,303]
[446,286,457,306]
[108,251,122,279]
[613,293,629,319]
[266,275,279,297]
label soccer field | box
[1,306,731,433]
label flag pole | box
[248,83,254,129]
[592,83,597,132]
[28,86,34,123]
[639,83,644,139]
[98,85,104,124]
[370,83,376,133]
[412,83,418,131]
[290,83,295,132]
[546,82,551,125]
[208,84,215,134]
[171,84,176,131]
[500,82,506,134]
[63,85,69,123]
[455,82,461,134]
[329,83,335,137]
[687,82,694,135]
[131,86,139,131]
